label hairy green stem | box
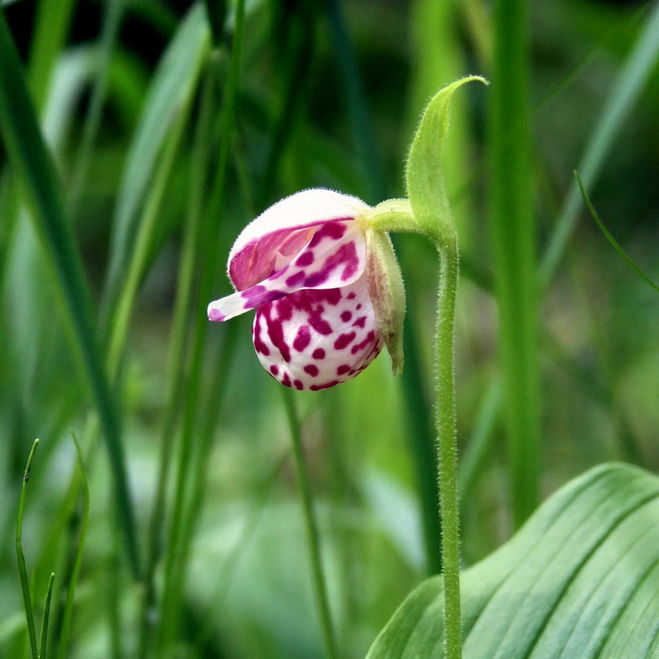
[435,235,461,659]
[366,199,463,655]
[281,388,337,659]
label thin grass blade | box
[15,438,39,659]
[575,170,659,293]
[540,2,659,284]
[101,2,209,319]
[68,0,126,214]
[27,0,75,111]
[38,572,55,659]
[55,436,90,659]
[0,14,140,577]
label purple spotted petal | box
[208,220,366,323]
[229,189,369,290]
[252,276,382,390]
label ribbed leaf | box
[367,463,659,658]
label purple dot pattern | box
[208,210,386,391]
[252,278,382,390]
[207,219,365,324]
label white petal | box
[209,220,367,322]
[228,188,369,269]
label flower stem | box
[281,388,337,659]
[435,232,461,659]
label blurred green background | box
[1,0,657,657]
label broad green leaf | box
[367,463,659,658]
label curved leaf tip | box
[405,76,488,240]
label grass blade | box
[137,55,218,658]
[458,378,502,503]
[281,388,338,659]
[68,0,125,215]
[158,0,245,649]
[106,92,194,377]
[575,170,659,293]
[326,0,386,202]
[488,0,540,525]
[0,14,140,577]
[55,436,90,659]
[15,438,39,659]
[540,2,659,284]
[27,0,75,111]
[101,2,209,320]
[39,572,55,659]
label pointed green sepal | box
[366,230,406,375]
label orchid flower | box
[207,188,405,390]
[207,77,487,658]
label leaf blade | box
[0,13,140,577]
[367,464,659,658]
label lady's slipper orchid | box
[207,188,405,390]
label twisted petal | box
[252,277,382,390]
[208,220,367,322]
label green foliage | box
[489,0,540,527]
[1,0,657,657]
[368,463,659,658]
[0,12,139,576]
[405,76,487,244]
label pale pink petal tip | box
[208,305,225,322]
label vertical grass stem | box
[16,438,40,659]
[281,388,338,659]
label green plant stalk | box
[157,0,245,648]
[489,0,539,527]
[16,439,39,659]
[39,572,55,659]
[444,4,659,518]
[367,201,463,658]
[176,321,239,578]
[106,98,191,378]
[68,0,125,215]
[138,54,218,658]
[434,235,461,659]
[55,436,90,659]
[281,388,338,659]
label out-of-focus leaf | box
[368,463,659,658]
[0,12,140,577]
[575,171,659,294]
[102,2,209,315]
[540,2,659,284]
